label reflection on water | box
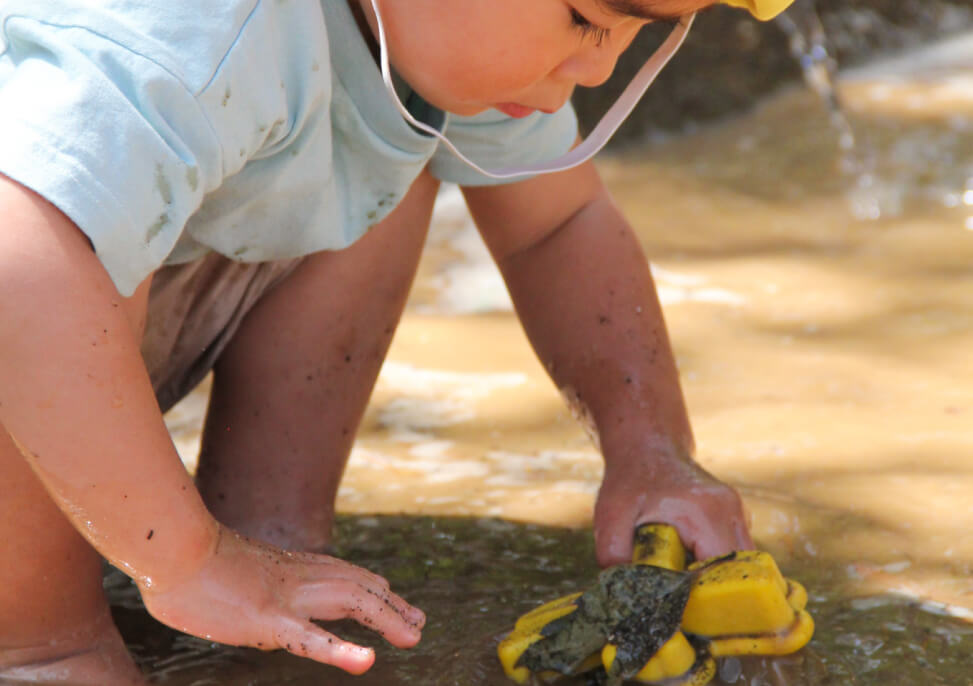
[157,34,973,686]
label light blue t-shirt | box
[0,0,578,296]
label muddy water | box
[110,516,972,685]
[145,38,973,685]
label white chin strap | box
[369,0,695,179]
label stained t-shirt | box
[0,0,578,295]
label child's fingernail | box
[343,646,375,675]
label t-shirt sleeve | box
[0,14,219,296]
[428,104,579,187]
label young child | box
[0,0,792,683]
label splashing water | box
[775,2,892,221]
[776,3,853,152]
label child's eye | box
[569,8,611,46]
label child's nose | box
[557,27,641,89]
[558,44,622,89]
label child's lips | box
[496,102,541,118]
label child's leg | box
[195,170,441,551]
[0,429,145,685]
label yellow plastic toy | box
[683,551,814,658]
[498,524,814,686]
[601,634,715,686]
[721,0,796,21]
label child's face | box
[357,0,714,118]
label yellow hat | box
[721,0,796,21]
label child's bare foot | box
[0,610,146,686]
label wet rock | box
[575,0,973,142]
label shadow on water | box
[106,515,973,685]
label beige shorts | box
[142,253,303,413]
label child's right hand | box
[0,177,422,675]
[138,525,424,675]
[593,450,753,568]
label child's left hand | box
[593,447,752,567]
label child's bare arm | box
[462,162,752,566]
[0,175,423,673]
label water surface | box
[110,516,972,685]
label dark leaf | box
[602,566,694,680]
[519,565,695,681]
[519,592,610,675]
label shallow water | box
[153,34,973,685]
[110,515,972,686]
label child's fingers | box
[680,486,752,560]
[593,496,637,567]
[292,559,424,628]
[289,555,393,591]
[291,577,425,648]
[688,522,749,561]
[271,616,376,674]
[287,551,392,590]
